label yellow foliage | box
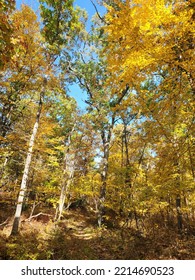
[105,0,195,89]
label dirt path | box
[61,209,98,240]
[1,208,195,260]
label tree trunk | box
[98,128,111,227]
[173,157,183,233]
[56,163,75,221]
[122,121,132,188]
[55,126,75,221]
[187,137,195,181]
[10,94,43,235]
[0,155,8,187]
[0,156,8,176]
[176,195,182,233]
[172,91,183,233]
[98,149,108,227]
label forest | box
[0,0,195,260]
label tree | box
[39,0,86,59]
[63,11,132,225]
[104,0,195,231]
[11,90,44,235]
[0,0,15,69]
[9,5,56,235]
[0,4,48,138]
[105,0,194,94]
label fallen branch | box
[0,218,9,227]
[29,201,41,220]
[24,212,53,222]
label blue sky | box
[16,0,105,17]
[15,0,106,109]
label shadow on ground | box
[0,209,195,260]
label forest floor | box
[0,206,195,260]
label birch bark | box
[10,94,43,235]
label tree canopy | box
[0,0,194,260]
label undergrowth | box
[0,209,194,260]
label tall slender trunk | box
[10,94,43,235]
[56,155,75,221]
[176,194,182,233]
[0,155,8,183]
[172,88,183,233]
[187,137,195,181]
[173,152,183,233]
[55,125,75,221]
[98,139,109,227]
[98,123,113,227]
[122,121,132,188]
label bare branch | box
[117,84,130,105]
[90,0,105,23]
[0,218,9,227]
[24,212,53,222]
